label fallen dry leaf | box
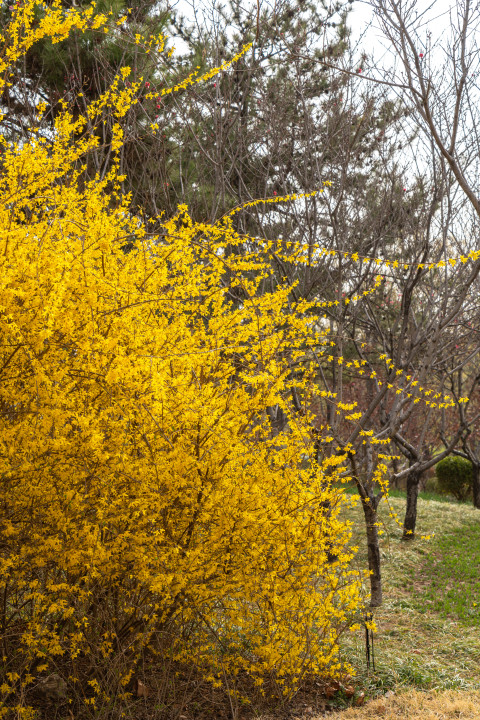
[135,679,150,698]
[354,691,365,706]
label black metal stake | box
[365,612,375,672]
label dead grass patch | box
[325,689,480,719]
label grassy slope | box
[323,492,480,718]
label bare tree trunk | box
[391,455,400,489]
[361,497,382,607]
[402,469,420,540]
[349,449,383,607]
[472,462,480,509]
[266,404,287,435]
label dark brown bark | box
[402,469,420,540]
[472,463,480,509]
[361,498,382,607]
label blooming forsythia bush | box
[0,2,362,715]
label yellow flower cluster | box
[145,42,253,101]
[0,0,109,89]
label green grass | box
[410,520,480,626]
[338,492,480,697]
[341,482,469,504]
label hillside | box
[325,492,480,718]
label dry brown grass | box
[325,689,480,719]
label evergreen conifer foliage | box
[436,456,473,502]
